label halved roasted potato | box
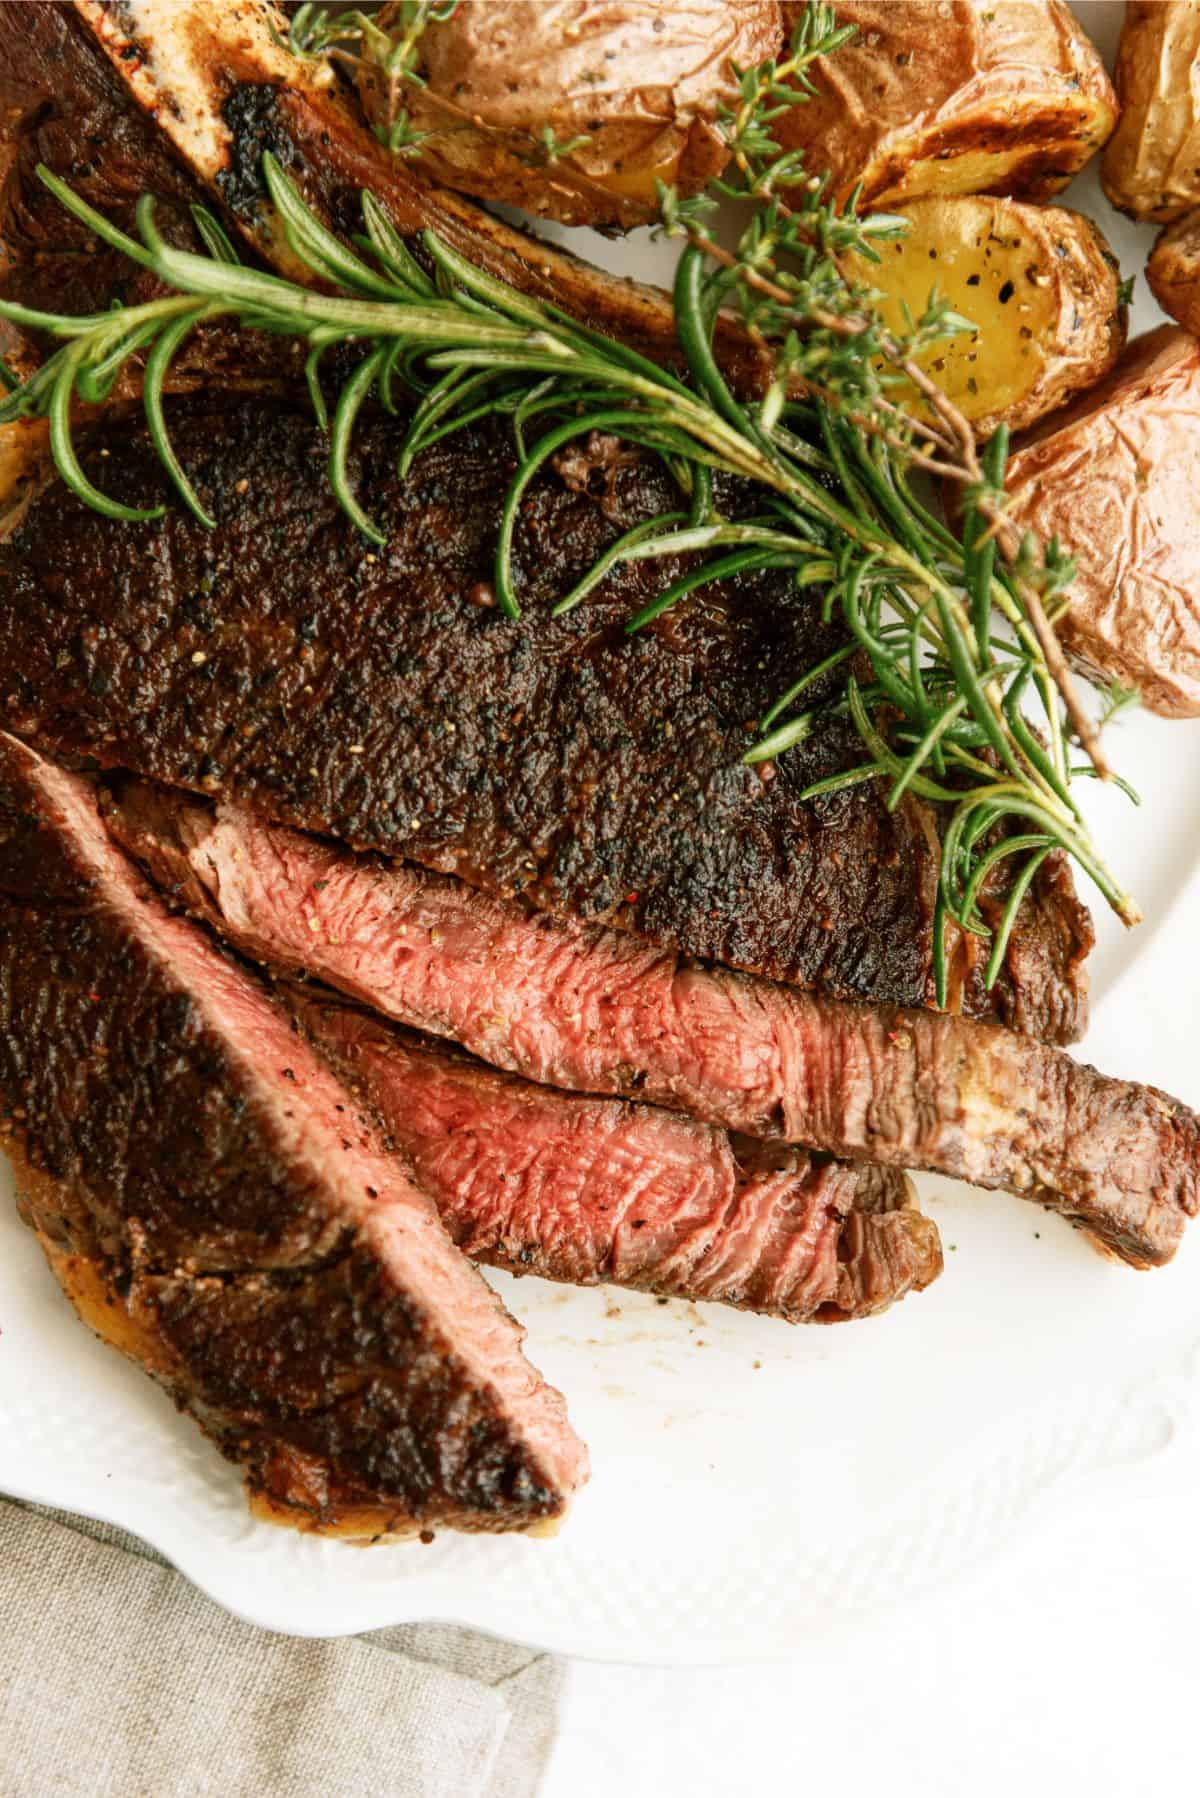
[1102,1,1200,222]
[841,194,1126,439]
[775,0,1116,209]
[1148,209,1200,334]
[1004,327,1200,719]
[359,0,783,229]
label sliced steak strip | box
[104,782,1200,1268]
[295,993,941,1323]
[0,733,586,1536]
[0,396,1092,1042]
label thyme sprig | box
[288,0,647,213]
[287,1,461,155]
[0,147,1138,986]
[664,2,1111,774]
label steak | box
[295,992,942,1323]
[103,779,1200,1268]
[0,731,587,1536]
[0,3,315,517]
[0,2,203,317]
[0,395,1092,1042]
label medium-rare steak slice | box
[103,781,1200,1269]
[0,395,1092,1043]
[0,732,587,1537]
[295,993,942,1323]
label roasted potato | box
[1004,327,1200,719]
[774,0,1116,209]
[841,194,1125,439]
[1102,1,1200,222]
[359,0,783,229]
[1148,209,1200,333]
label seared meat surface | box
[0,2,309,454]
[0,397,1092,1041]
[0,2,202,312]
[102,780,1200,1268]
[298,995,941,1322]
[0,732,586,1536]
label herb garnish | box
[285,2,462,156]
[0,9,1140,992]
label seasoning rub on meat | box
[0,732,588,1538]
[0,396,1093,1044]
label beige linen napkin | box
[0,1500,563,1798]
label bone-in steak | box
[0,732,587,1536]
[0,396,1092,1041]
[68,0,769,384]
[102,780,1200,1268]
[296,993,941,1323]
[0,3,312,404]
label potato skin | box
[361,0,783,229]
[1102,1,1200,223]
[1148,210,1200,333]
[1004,328,1200,719]
[774,0,1116,209]
[844,194,1125,438]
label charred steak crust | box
[0,397,1090,1040]
[0,733,586,1533]
[295,993,942,1324]
[0,6,314,428]
[0,2,202,315]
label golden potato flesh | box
[1102,1,1200,222]
[1148,209,1200,334]
[841,195,1125,439]
[1005,328,1200,719]
[774,0,1115,209]
[361,0,783,229]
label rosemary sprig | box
[0,143,1138,985]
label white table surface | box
[546,1427,1200,1793]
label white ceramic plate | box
[4,2,1200,1662]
